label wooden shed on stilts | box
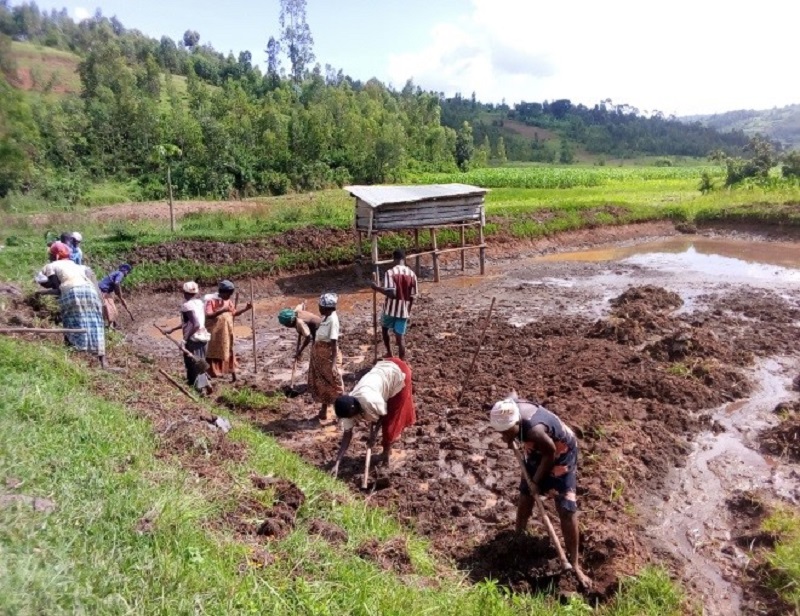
[345,183,489,283]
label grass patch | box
[217,386,284,411]
[762,508,800,610]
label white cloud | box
[72,7,91,22]
[387,0,800,115]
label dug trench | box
[5,228,800,612]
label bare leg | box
[381,327,391,357]
[516,493,534,533]
[557,504,592,589]
[318,403,329,420]
[99,355,107,370]
[382,442,393,469]
[395,333,406,360]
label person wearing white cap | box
[489,393,591,588]
[159,281,212,396]
[308,292,343,420]
[69,231,84,265]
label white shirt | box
[316,311,340,342]
[181,298,206,340]
[42,260,92,291]
[339,360,406,430]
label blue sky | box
[23,0,800,115]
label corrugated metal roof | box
[344,183,487,208]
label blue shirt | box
[69,247,83,266]
[99,270,125,294]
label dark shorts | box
[519,447,579,513]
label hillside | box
[684,104,800,149]
[8,41,80,94]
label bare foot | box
[573,567,593,591]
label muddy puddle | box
[645,358,800,615]
[119,231,800,612]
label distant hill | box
[684,104,800,150]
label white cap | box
[71,232,83,242]
[489,398,521,432]
[182,281,199,294]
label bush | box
[257,170,291,196]
[653,158,673,167]
[782,151,800,179]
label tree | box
[265,35,281,88]
[559,138,574,164]
[455,121,474,171]
[182,29,199,49]
[153,144,182,231]
[496,135,507,164]
[279,0,314,83]
[782,151,800,179]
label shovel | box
[157,327,209,374]
[511,441,573,573]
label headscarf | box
[71,231,83,243]
[119,263,132,274]
[49,241,71,260]
[489,398,521,432]
[183,281,199,294]
[319,292,338,308]
[278,308,297,327]
[218,280,235,293]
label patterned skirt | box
[307,341,343,404]
[59,285,106,356]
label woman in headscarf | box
[307,292,343,420]
[204,280,252,381]
[98,264,133,329]
[37,241,108,368]
[160,281,212,396]
[278,301,322,361]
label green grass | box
[0,336,685,615]
[762,508,800,610]
[3,166,800,290]
[10,41,82,94]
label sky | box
[24,0,800,116]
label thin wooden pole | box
[479,221,486,276]
[159,368,200,403]
[414,228,421,277]
[167,164,175,233]
[431,228,440,283]
[371,234,379,363]
[457,297,496,402]
[249,279,257,372]
[460,225,466,271]
[0,327,86,334]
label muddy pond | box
[129,233,800,614]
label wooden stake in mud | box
[431,227,440,283]
[371,234,379,363]
[457,297,496,403]
[0,327,87,334]
[249,279,258,372]
[414,228,421,277]
[159,368,200,403]
[512,441,573,573]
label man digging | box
[370,249,418,360]
[489,394,593,589]
[330,358,415,479]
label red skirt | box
[382,358,415,449]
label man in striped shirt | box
[370,249,418,360]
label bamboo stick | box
[457,297,496,402]
[159,368,200,403]
[0,327,86,334]
[250,279,258,372]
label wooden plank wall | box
[355,196,485,231]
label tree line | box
[0,0,759,205]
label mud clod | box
[307,518,348,545]
[356,537,414,574]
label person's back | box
[44,259,91,291]
[384,263,417,319]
